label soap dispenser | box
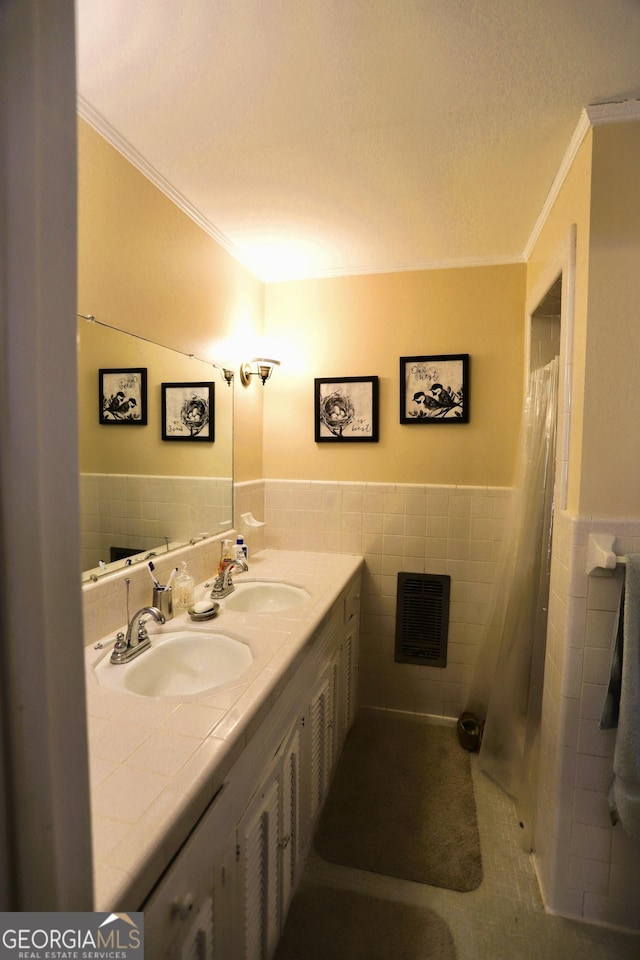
[218,539,234,574]
[173,561,195,611]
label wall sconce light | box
[240,358,281,386]
[213,365,235,387]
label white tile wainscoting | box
[237,478,512,720]
[534,509,640,932]
[80,472,232,572]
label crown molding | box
[523,109,590,260]
[523,99,640,260]
[586,98,640,125]
[77,95,246,267]
[269,252,525,283]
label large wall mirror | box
[78,317,233,581]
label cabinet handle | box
[196,928,208,959]
[173,893,195,921]
[278,834,291,849]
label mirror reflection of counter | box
[77,318,233,580]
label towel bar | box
[586,533,627,576]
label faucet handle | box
[113,631,126,653]
[209,574,225,599]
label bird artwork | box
[315,377,379,442]
[402,356,468,422]
[180,395,209,438]
[100,369,146,424]
[319,390,355,438]
[103,389,140,421]
[411,383,462,419]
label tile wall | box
[238,478,512,719]
[535,509,640,932]
[80,473,232,571]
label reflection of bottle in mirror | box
[173,561,194,611]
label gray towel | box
[600,583,624,730]
[608,553,640,839]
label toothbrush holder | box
[152,586,174,621]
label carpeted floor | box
[274,881,457,960]
[314,711,482,892]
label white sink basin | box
[224,580,310,613]
[95,631,253,698]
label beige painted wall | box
[581,121,640,516]
[77,119,265,484]
[526,120,640,518]
[262,264,526,485]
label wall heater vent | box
[395,572,450,666]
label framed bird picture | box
[315,376,379,442]
[161,381,215,441]
[99,367,148,425]
[400,354,469,423]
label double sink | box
[94,579,310,700]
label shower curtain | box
[465,358,558,849]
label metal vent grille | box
[395,572,450,666]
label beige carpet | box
[274,882,457,960]
[314,711,483,892]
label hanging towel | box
[608,553,640,839]
[600,582,624,730]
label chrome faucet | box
[210,557,249,599]
[110,605,166,664]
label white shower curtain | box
[465,358,558,848]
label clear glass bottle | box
[173,560,195,611]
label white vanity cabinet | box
[142,572,360,960]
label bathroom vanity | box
[84,550,362,959]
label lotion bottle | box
[235,536,248,562]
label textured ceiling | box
[75,0,640,282]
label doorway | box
[514,274,562,850]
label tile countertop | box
[84,549,363,911]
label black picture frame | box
[315,376,379,442]
[400,354,469,423]
[99,367,148,425]
[161,381,215,441]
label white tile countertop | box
[84,549,363,911]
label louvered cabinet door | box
[343,629,358,731]
[335,627,358,753]
[279,722,302,918]
[307,669,332,826]
[328,653,340,766]
[237,771,281,960]
[343,576,360,736]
